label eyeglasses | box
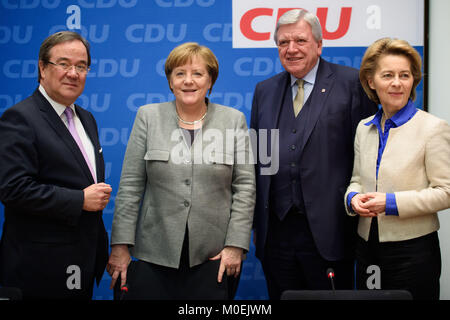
[47,61,90,74]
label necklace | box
[176,108,207,125]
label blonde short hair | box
[164,42,219,95]
[359,38,422,104]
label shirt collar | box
[290,58,320,87]
[39,84,76,117]
[365,100,417,128]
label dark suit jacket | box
[0,88,108,299]
[251,58,378,262]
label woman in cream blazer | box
[107,43,255,299]
[345,38,450,299]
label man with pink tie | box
[0,31,111,299]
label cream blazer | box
[345,109,450,242]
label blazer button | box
[184,200,190,207]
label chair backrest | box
[0,287,23,300]
[280,289,413,300]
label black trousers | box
[116,228,239,300]
[262,208,354,300]
[355,218,441,300]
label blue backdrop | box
[0,0,423,300]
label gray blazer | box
[111,101,256,268]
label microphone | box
[119,284,128,300]
[326,268,336,292]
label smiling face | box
[276,19,322,79]
[39,39,88,106]
[169,55,212,109]
[368,54,414,117]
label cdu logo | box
[125,24,187,43]
[154,0,215,8]
[0,26,33,44]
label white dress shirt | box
[290,58,320,105]
[39,85,97,182]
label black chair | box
[281,289,412,300]
[0,287,22,300]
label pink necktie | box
[64,107,96,182]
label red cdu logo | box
[232,0,424,48]
[239,7,352,42]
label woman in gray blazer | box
[345,38,450,299]
[106,42,256,299]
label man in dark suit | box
[0,31,112,299]
[251,9,378,299]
